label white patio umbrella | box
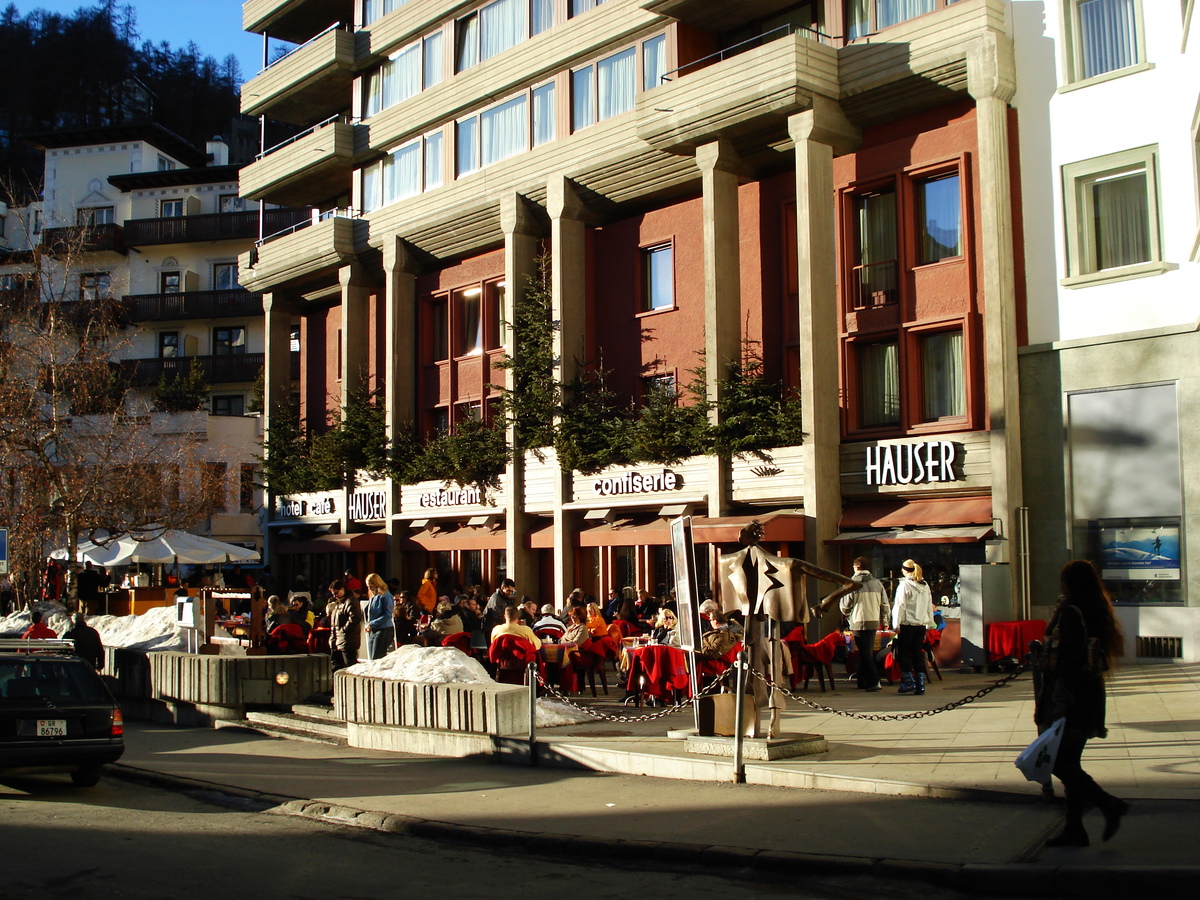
[65,530,260,567]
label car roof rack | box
[0,638,77,653]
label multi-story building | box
[243,0,1027,641]
[1,123,305,556]
[1015,2,1200,660]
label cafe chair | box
[788,629,842,692]
[923,628,943,681]
[441,631,472,653]
[570,640,609,697]
[698,641,741,690]
[488,634,540,685]
[534,624,565,642]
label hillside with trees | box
[0,1,248,197]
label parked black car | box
[0,639,124,786]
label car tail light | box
[111,708,124,737]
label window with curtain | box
[424,131,443,189]
[481,95,528,166]
[423,32,443,87]
[384,141,421,204]
[916,173,962,263]
[363,160,382,211]
[480,0,526,60]
[531,0,553,34]
[572,65,595,131]
[456,14,480,72]
[570,0,606,15]
[457,288,483,356]
[853,187,898,306]
[532,82,555,145]
[1091,169,1150,270]
[457,116,479,175]
[859,340,900,427]
[487,282,505,350]
[365,42,421,117]
[364,0,411,26]
[920,330,965,420]
[597,47,635,120]
[1076,0,1140,80]
[1063,146,1160,280]
[642,244,674,311]
[847,0,956,38]
[643,34,667,90]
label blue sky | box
[7,1,265,85]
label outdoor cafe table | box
[624,644,690,703]
[985,619,1046,663]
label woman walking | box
[891,559,934,695]
[363,573,395,660]
[1037,559,1128,847]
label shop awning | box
[832,496,994,544]
[276,531,388,554]
[550,513,805,548]
[403,524,507,551]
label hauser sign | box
[593,469,682,496]
[865,441,959,486]
[348,490,387,521]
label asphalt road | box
[0,773,1003,900]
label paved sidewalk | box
[111,661,1200,897]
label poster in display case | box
[1101,526,1180,581]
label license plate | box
[37,719,67,737]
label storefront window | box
[838,542,986,610]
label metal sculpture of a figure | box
[718,522,859,738]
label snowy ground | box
[0,602,187,651]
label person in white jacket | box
[892,559,935,695]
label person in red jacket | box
[21,610,57,640]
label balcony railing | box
[660,22,841,83]
[123,209,311,246]
[852,260,899,309]
[127,353,265,386]
[122,289,265,322]
[41,224,125,256]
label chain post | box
[527,661,538,766]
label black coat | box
[1034,600,1109,738]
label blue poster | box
[1101,527,1180,581]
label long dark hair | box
[1059,559,1124,663]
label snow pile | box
[88,606,186,651]
[0,601,72,638]
[344,644,493,684]
[535,698,595,728]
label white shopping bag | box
[1015,717,1066,783]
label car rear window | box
[0,659,104,702]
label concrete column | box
[382,237,421,583]
[338,262,371,405]
[547,176,593,605]
[969,38,1024,615]
[500,193,546,593]
[695,140,744,519]
[262,291,294,437]
[788,98,860,576]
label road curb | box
[107,763,1197,896]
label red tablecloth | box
[985,620,1046,662]
[625,645,690,700]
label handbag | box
[1015,717,1066,783]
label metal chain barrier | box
[747,663,1029,721]
[533,666,731,723]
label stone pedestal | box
[685,733,828,760]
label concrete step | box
[291,702,342,722]
[215,710,348,746]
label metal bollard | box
[733,648,747,784]
[527,660,538,766]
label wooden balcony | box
[123,209,311,246]
[241,25,355,126]
[127,353,265,386]
[122,289,265,322]
[41,224,126,257]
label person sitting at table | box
[562,607,590,647]
[650,608,681,647]
[456,594,483,636]
[533,604,565,639]
[264,596,288,634]
[392,599,419,647]
[519,599,539,628]
[288,594,314,631]
[586,602,608,638]
[490,605,542,648]
[427,599,465,642]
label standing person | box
[327,579,363,673]
[416,567,439,616]
[891,559,935,695]
[64,613,104,671]
[363,573,395,660]
[1,570,15,615]
[841,557,889,692]
[483,578,517,632]
[75,561,104,615]
[342,569,363,596]
[1036,559,1128,847]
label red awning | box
[838,496,993,529]
[570,513,804,548]
[403,525,507,551]
[276,532,388,554]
